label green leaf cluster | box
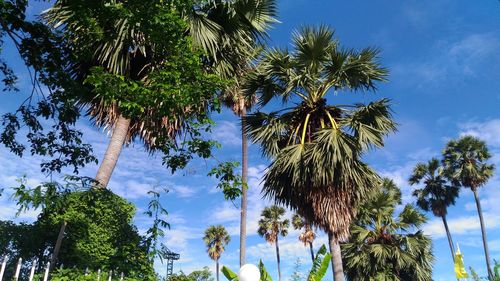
[342,179,434,281]
[1,0,97,174]
[208,161,245,201]
[307,245,331,281]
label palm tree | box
[212,0,278,265]
[409,158,460,262]
[443,136,495,280]
[292,213,316,262]
[245,25,396,281]
[203,225,231,281]
[45,0,275,188]
[257,205,290,281]
[342,179,434,281]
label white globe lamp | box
[238,263,260,281]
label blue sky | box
[1,0,500,280]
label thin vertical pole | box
[97,269,101,281]
[120,272,124,281]
[43,262,50,281]
[13,258,22,281]
[0,256,7,281]
[107,270,112,281]
[28,260,37,281]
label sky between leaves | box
[1,0,500,280]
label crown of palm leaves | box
[246,25,396,241]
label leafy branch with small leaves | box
[208,161,246,201]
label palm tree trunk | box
[49,220,67,270]
[472,188,494,280]
[441,215,455,260]
[239,107,248,267]
[276,237,282,281]
[95,115,131,188]
[328,232,345,281]
[216,258,220,281]
[309,241,315,263]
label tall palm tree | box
[203,225,231,281]
[257,205,290,281]
[443,136,495,280]
[213,1,278,265]
[245,25,396,281]
[45,0,276,188]
[342,179,434,281]
[409,158,460,262]
[292,213,316,262]
[43,0,218,188]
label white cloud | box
[212,202,241,224]
[112,179,152,199]
[448,33,500,63]
[459,119,500,148]
[170,185,197,199]
[423,213,500,238]
[393,32,500,87]
[213,121,241,146]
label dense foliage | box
[342,179,434,281]
[2,178,157,279]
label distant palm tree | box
[245,25,395,281]
[258,205,290,281]
[443,136,495,280]
[203,225,231,281]
[409,158,460,261]
[292,213,316,262]
[342,179,434,281]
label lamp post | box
[238,264,260,281]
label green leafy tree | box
[203,225,231,281]
[257,205,289,281]
[409,158,460,261]
[165,267,214,281]
[245,25,395,281]
[10,178,154,278]
[342,179,434,281]
[292,213,316,262]
[443,136,495,280]
[0,220,51,280]
[1,0,97,175]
